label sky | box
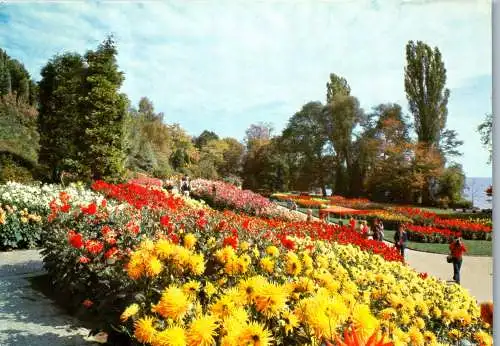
[0,0,492,177]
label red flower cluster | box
[396,207,492,235]
[85,240,104,255]
[127,177,163,187]
[81,202,97,215]
[92,180,184,210]
[406,225,461,239]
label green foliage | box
[281,101,332,194]
[326,73,351,103]
[0,93,39,164]
[0,154,34,183]
[0,49,37,104]
[242,137,289,192]
[80,36,127,180]
[0,51,39,183]
[38,52,86,180]
[38,36,127,182]
[437,163,466,204]
[123,97,180,178]
[322,94,363,195]
[404,40,450,148]
[477,113,492,164]
[219,137,244,178]
[194,130,219,149]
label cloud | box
[0,0,492,176]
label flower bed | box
[273,193,492,241]
[37,181,492,345]
[0,181,106,249]
[394,208,492,240]
[191,179,272,215]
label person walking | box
[349,217,356,231]
[360,220,370,239]
[394,224,408,260]
[373,218,385,241]
[449,236,467,284]
[306,209,313,222]
[180,175,191,197]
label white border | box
[492,0,499,342]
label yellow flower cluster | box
[0,205,41,225]
[19,208,42,223]
[126,238,205,280]
[123,235,492,346]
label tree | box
[194,130,219,149]
[194,139,229,179]
[123,98,175,177]
[358,103,411,198]
[322,94,363,195]
[218,137,245,178]
[241,137,289,192]
[326,73,351,103]
[244,122,273,149]
[38,36,128,181]
[281,101,332,195]
[437,163,466,206]
[0,49,37,105]
[478,113,492,164]
[439,129,464,159]
[404,40,450,148]
[79,36,128,180]
[38,52,86,180]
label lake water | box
[463,177,492,210]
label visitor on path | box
[349,217,356,231]
[306,209,313,222]
[180,175,191,197]
[449,236,467,284]
[373,218,384,241]
[394,224,408,260]
[360,220,370,239]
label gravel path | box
[0,250,90,346]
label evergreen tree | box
[79,36,127,180]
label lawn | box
[383,230,492,257]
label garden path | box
[0,249,92,346]
[401,245,493,303]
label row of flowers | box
[39,182,491,345]
[0,181,106,216]
[0,181,107,249]
[393,208,492,239]
[190,179,271,214]
[272,192,491,238]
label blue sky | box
[0,0,492,177]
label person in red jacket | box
[449,236,467,284]
[349,217,356,231]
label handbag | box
[446,254,453,263]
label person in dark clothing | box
[394,224,408,260]
[180,176,191,197]
[449,237,467,284]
